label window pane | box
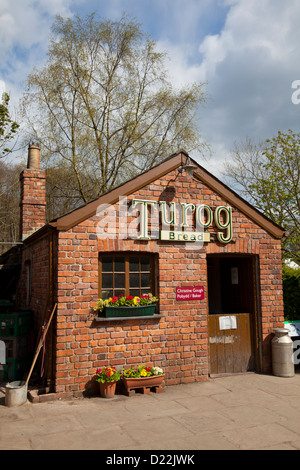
[129,257,139,272]
[102,289,113,299]
[102,257,113,272]
[141,273,150,288]
[141,257,150,271]
[130,289,140,297]
[114,273,125,288]
[114,290,125,298]
[115,257,125,272]
[100,253,155,300]
[102,273,113,288]
[130,273,139,288]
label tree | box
[0,161,22,254]
[0,92,19,158]
[223,131,300,264]
[282,264,300,321]
[0,93,20,251]
[22,13,207,210]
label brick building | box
[11,145,286,397]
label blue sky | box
[1,0,300,175]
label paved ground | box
[1,372,300,451]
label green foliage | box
[282,264,300,321]
[122,365,163,378]
[95,366,121,383]
[0,93,19,158]
[251,130,300,263]
[224,131,300,264]
[94,293,158,313]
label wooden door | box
[208,313,254,374]
[208,256,256,375]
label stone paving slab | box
[1,372,300,450]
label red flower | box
[126,295,134,300]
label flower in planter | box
[122,364,163,378]
[94,293,158,313]
[152,366,163,375]
[95,366,121,383]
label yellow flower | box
[140,369,147,376]
[133,296,140,305]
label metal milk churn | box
[272,328,295,377]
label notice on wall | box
[219,315,237,330]
[176,286,205,301]
[231,267,239,285]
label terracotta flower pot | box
[122,374,164,395]
[99,381,117,398]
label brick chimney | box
[20,144,46,240]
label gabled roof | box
[48,150,284,239]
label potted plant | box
[94,293,159,318]
[121,364,164,395]
[95,366,121,398]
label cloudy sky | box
[1,0,300,175]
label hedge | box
[282,265,300,321]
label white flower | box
[152,366,163,375]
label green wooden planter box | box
[103,304,156,318]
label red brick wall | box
[53,170,284,397]
[19,233,50,334]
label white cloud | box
[0,0,74,100]
[195,0,300,172]
[152,1,300,171]
[200,0,299,66]
[145,1,300,173]
[0,12,16,52]
[0,80,6,97]
[1,0,300,174]
[156,41,203,90]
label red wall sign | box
[176,286,205,301]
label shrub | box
[282,264,300,321]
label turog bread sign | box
[132,199,233,243]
